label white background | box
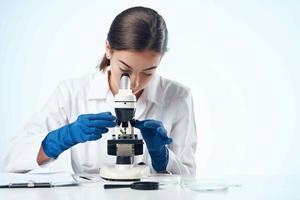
[0,0,299,177]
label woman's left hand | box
[134,119,172,172]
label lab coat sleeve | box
[0,81,71,173]
[166,89,197,175]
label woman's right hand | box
[41,112,116,159]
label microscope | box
[99,73,150,181]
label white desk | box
[1,175,299,200]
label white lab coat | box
[1,70,197,175]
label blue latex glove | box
[42,112,116,159]
[134,119,173,172]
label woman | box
[1,6,197,175]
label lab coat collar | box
[143,74,162,104]
[87,70,110,101]
[87,69,162,104]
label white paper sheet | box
[0,172,77,186]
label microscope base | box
[99,164,150,181]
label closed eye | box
[143,72,153,76]
[120,67,132,74]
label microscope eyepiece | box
[120,73,130,90]
[114,73,136,124]
[121,73,130,77]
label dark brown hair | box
[98,6,168,71]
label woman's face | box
[106,44,162,97]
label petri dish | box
[141,174,181,185]
[181,177,229,192]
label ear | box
[105,40,112,59]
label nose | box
[130,73,139,92]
